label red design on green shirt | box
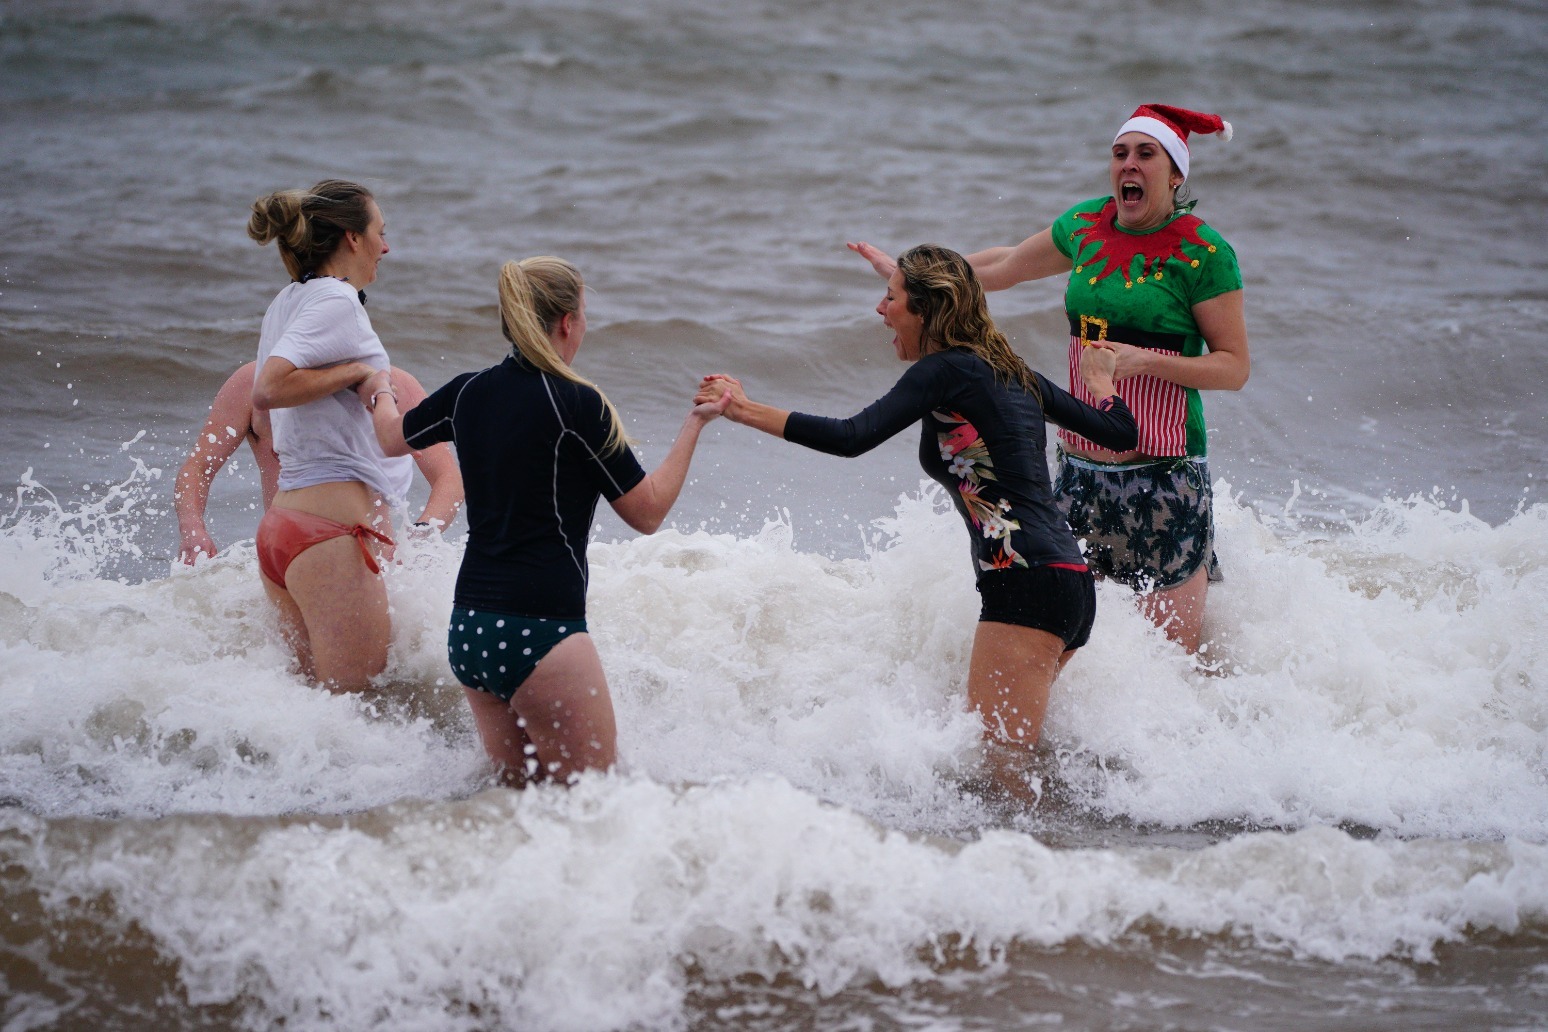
[1070,199,1217,287]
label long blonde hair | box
[499,257,630,454]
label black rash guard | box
[402,354,645,618]
[784,349,1137,576]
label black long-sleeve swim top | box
[784,349,1136,575]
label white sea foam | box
[3,471,1545,838]
[6,780,1545,1032]
[1049,485,1548,839]
[5,469,1548,1027]
[595,482,1548,841]
[0,472,484,818]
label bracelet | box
[369,389,396,411]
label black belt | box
[1068,314,1187,353]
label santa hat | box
[1114,103,1233,181]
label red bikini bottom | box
[256,507,394,589]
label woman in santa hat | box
[849,103,1249,656]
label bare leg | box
[1137,565,1209,654]
[463,686,538,787]
[966,621,1069,802]
[261,574,317,682]
[509,633,617,783]
[280,535,391,692]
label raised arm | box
[608,391,732,535]
[850,230,1072,293]
[963,227,1072,292]
[846,241,898,280]
[252,355,377,411]
[695,375,790,439]
[697,363,932,458]
[1109,288,1249,391]
[175,364,257,564]
[389,368,464,529]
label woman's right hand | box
[696,374,789,438]
[846,241,897,279]
[178,526,219,565]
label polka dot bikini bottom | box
[447,606,588,701]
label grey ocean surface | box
[2,1,1547,1030]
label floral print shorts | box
[1053,453,1221,592]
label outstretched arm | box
[609,392,732,534]
[846,241,898,280]
[850,231,1070,291]
[695,375,790,439]
[698,364,933,458]
[175,364,257,564]
[964,228,1072,291]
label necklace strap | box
[297,270,367,306]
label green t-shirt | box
[1052,196,1241,456]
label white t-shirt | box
[255,277,399,502]
[382,453,414,506]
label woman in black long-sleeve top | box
[697,244,1137,801]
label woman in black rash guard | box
[360,256,729,786]
[697,244,1136,800]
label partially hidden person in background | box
[175,361,462,564]
[361,256,729,786]
[244,178,411,692]
[696,244,1136,801]
[849,104,1249,655]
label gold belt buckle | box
[1078,314,1108,347]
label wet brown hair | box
[896,244,1038,395]
[246,179,376,281]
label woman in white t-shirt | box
[246,179,399,692]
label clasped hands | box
[695,374,745,421]
[354,368,396,410]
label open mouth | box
[1120,181,1144,204]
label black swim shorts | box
[976,564,1097,651]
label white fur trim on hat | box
[1115,115,1191,180]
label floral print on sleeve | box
[933,410,1027,571]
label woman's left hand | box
[356,368,394,407]
[693,390,734,422]
[1106,341,1149,380]
[1079,342,1120,397]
